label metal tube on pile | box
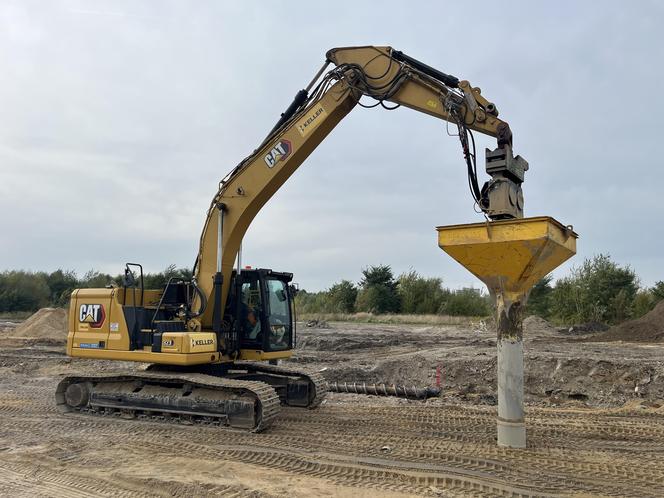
[495,293,525,448]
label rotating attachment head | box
[482,145,529,220]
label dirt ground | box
[1,313,664,497]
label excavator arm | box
[194,46,529,330]
[330,46,510,140]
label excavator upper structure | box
[58,46,530,431]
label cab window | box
[239,277,262,345]
[265,278,291,350]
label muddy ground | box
[1,315,664,497]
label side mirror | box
[289,283,299,297]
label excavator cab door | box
[263,276,293,351]
[235,272,264,350]
[234,269,293,353]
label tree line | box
[1,254,662,325]
[297,254,663,324]
[0,265,191,313]
[296,265,492,317]
[526,254,663,324]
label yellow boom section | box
[195,46,512,328]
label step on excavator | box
[57,46,529,431]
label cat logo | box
[264,140,292,168]
[79,304,106,329]
[162,339,175,347]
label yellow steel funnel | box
[437,216,577,301]
[437,215,577,448]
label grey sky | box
[0,0,662,291]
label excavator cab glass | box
[239,277,263,345]
[234,269,293,353]
[265,278,291,351]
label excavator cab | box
[228,268,295,354]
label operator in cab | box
[246,306,261,340]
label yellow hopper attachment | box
[436,216,577,448]
[437,216,577,304]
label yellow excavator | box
[57,46,528,431]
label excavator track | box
[145,361,328,408]
[236,362,328,408]
[55,372,281,432]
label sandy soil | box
[1,315,664,497]
[297,317,664,408]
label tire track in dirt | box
[130,440,563,497]
[3,369,664,497]
[5,386,663,455]
[3,389,664,498]
[0,461,149,498]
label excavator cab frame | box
[228,268,295,355]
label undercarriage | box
[56,362,326,432]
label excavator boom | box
[195,46,526,330]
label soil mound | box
[12,308,67,344]
[592,301,664,343]
[523,315,557,336]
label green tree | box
[652,281,664,303]
[327,280,357,313]
[526,275,554,318]
[355,265,400,314]
[550,254,638,324]
[632,290,656,319]
[294,289,332,314]
[293,289,314,313]
[46,269,79,306]
[80,269,116,288]
[398,270,448,314]
[355,286,398,314]
[442,287,492,316]
[143,264,193,289]
[0,271,51,312]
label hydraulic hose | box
[189,279,207,318]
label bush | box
[652,281,664,303]
[442,287,492,317]
[550,254,638,324]
[632,290,656,319]
[80,269,117,288]
[46,269,79,306]
[327,280,357,313]
[526,275,553,318]
[143,264,193,289]
[294,290,331,314]
[398,270,449,314]
[355,265,400,314]
[0,271,51,312]
[0,264,196,313]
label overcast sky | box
[1,0,662,291]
